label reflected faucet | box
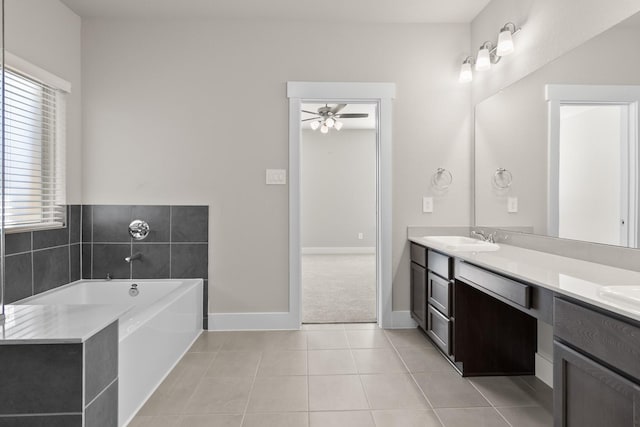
[124,252,142,263]
[472,230,496,243]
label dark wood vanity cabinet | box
[553,298,640,427]
[409,242,537,377]
[409,243,427,329]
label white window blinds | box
[3,67,67,231]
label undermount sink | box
[419,235,500,252]
[598,286,640,306]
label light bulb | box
[459,61,473,83]
[334,121,343,131]
[475,47,491,71]
[310,121,320,130]
[325,117,335,128]
[497,29,514,56]
[320,124,329,134]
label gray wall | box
[79,19,472,313]
[301,129,376,249]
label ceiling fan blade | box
[335,113,369,118]
[302,110,319,115]
[302,117,321,122]
[330,104,347,114]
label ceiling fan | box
[302,104,369,133]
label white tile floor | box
[130,324,552,427]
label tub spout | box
[125,252,142,263]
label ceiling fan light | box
[325,117,335,128]
[334,121,343,131]
[310,121,320,130]
[320,124,329,134]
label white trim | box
[302,247,376,255]
[5,51,71,93]
[546,84,640,241]
[288,81,396,330]
[389,310,418,329]
[208,312,298,331]
[535,352,554,388]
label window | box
[3,59,68,232]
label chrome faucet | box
[124,252,142,263]
[472,230,496,243]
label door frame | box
[546,84,640,244]
[287,82,395,328]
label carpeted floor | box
[302,254,376,323]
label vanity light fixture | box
[476,41,498,71]
[459,57,474,83]
[459,21,521,82]
[497,22,517,56]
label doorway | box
[547,84,640,247]
[300,103,377,323]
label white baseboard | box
[387,310,418,329]
[535,352,553,388]
[302,247,376,255]
[208,312,299,331]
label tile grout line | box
[383,329,447,427]
[238,350,263,426]
[466,380,516,427]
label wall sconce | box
[458,21,521,83]
[459,57,474,83]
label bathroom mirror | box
[475,11,640,248]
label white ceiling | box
[302,103,377,131]
[59,0,491,23]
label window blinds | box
[3,67,66,231]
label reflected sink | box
[598,286,640,306]
[420,236,500,252]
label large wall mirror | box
[475,11,640,248]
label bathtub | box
[17,279,203,426]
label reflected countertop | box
[409,236,640,323]
[0,304,129,344]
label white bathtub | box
[17,279,203,426]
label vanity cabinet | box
[553,298,640,427]
[409,242,537,377]
[409,243,427,330]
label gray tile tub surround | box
[82,205,209,280]
[82,204,209,329]
[3,204,81,303]
[0,321,118,427]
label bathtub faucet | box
[124,252,143,263]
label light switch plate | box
[266,169,287,185]
[508,197,518,213]
[423,197,434,213]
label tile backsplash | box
[82,205,209,328]
[4,204,209,329]
[4,205,81,304]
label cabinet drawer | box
[456,261,530,308]
[410,243,427,267]
[554,298,640,382]
[427,250,452,280]
[427,305,450,355]
[428,272,451,317]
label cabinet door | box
[554,341,640,427]
[410,262,427,330]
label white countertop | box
[409,236,640,323]
[0,304,130,344]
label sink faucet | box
[472,230,496,243]
[124,252,142,263]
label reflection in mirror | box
[475,10,640,248]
